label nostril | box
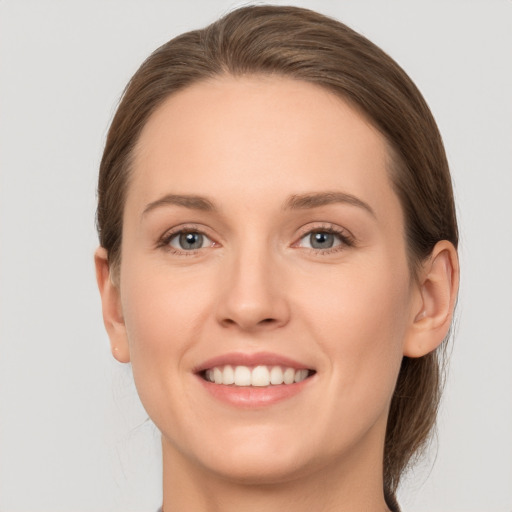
[220,316,279,330]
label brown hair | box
[97,4,458,505]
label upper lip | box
[193,351,313,373]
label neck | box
[161,430,391,512]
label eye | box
[300,231,341,249]
[168,231,213,251]
[295,227,353,252]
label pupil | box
[180,232,203,250]
[311,232,333,249]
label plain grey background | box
[1,1,511,511]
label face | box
[114,76,422,483]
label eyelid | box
[157,223,219,254]
[293,223,355,252]
[156,222,355,255]
[169,232,213,250]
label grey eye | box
[170,232,210,250]
[299,231,342,250]
[310,232,334,249]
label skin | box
[96,75,459,512]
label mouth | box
[200,365,315,387]
[194,352,316,407]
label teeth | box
[270,366,284,385]
[223,365,235,385]
[234,366,252,386]
[283,367,295,384]
[204,365,310,386]
[251,365,270,386]
[213,367,223,384]
[294,369,308,383]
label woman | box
[95,5,459,511]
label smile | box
[195,352,316,407]
[203,365,313,387]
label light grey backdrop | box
[1,1,511,511]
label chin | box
[167,423,320,485]
[200,450,314,485]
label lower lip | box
[196,375,313,408]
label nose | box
[215,245,290,332]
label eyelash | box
[157,223,355,256]
[294,223,355,255]
[157,224,216,256]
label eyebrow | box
[141,190,375,218]
[142,194,216,217]
[284,192,375,217]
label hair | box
[97,4,458,507]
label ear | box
[403,240,459,358]
[94,247,130,363]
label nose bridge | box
[216,233,289,331]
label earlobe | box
[94,247,131,363]
[403,240,459,358]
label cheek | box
[298,256,411,408]
[120,262,214,359]
[118,260,220,432]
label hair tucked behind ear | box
[97,4,458,503]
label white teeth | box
[251,365,270,386]
[213,367,223,384]
[223,365,235,385]
[283,367,295,385]
[204,365,311,386]
[270,366,284,385]
[234,365,252,386]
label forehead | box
[128,75,400,222]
